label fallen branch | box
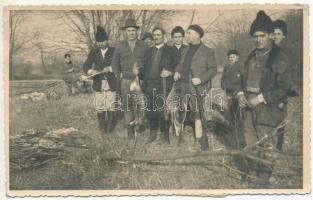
[243,119,287,152]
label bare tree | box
[52,10,175,53]
[9,11,37,79]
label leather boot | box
[158,131,170,145]
[102,111,108,134]
[159,119,170,144]
[255,166,272,189]
[146,130,157,143]
[97,112,105,131]
[127,124,135,140]
[194,138,202,149]
[106,111,116,133]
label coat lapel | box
[180,46,189,64]
[95,48,104,63]
[192,43,205,61]
[133,40,142,55]
[122,40,132,53]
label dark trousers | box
[144,80,171,133]
[226,90,239,122]
[238,107,279,188]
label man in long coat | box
[111,19,148,139]
[174,24,217,148]
[83,26,117,134]
[271,19,299,151]
[140,27,178,144]
[236,11,292,188]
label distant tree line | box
[9,9,303,81]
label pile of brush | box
[10,127,92,171]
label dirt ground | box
[9,88,303,190]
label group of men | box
[81,10,294,188]
[221,11,294,188]
[83,18,217,145]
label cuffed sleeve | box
[111,46,121,76]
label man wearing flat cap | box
[111,18,148,140]
[236,11,292,188]
[174,24,217,148]
[83,26,117,135]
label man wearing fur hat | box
[271,19,299,151]
[83,26,117,135]
[236,11,292,188]
[174,24,217,149]
[272,19,288,48]
[111,19,148,139]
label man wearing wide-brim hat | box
[83,26,118,135]
[111,18,148,140]
[236,11,292,188]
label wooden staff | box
[190,70,209,151]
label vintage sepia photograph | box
[3,4,309,196]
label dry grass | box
[9,88,303,190]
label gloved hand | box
[160,69,173,78]
[191,77,201,85]
[248,93,266,107]
[173,72,181,81]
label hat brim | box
[122,26,140,30]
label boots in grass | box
[97,112,108,134]
[146,129,157,144]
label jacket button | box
[278,102,284,108]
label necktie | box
[154,47,160,61]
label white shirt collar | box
[101,48,108,57]
[128,39,137,45]
[155,43,165,49]
[174,44,182,49]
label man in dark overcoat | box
[111,19,149,139]
[236,11,292,188]
[140,27,178,144]
[83,26,117,135]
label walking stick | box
[163,77,169,133]
[190,74,209,151]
